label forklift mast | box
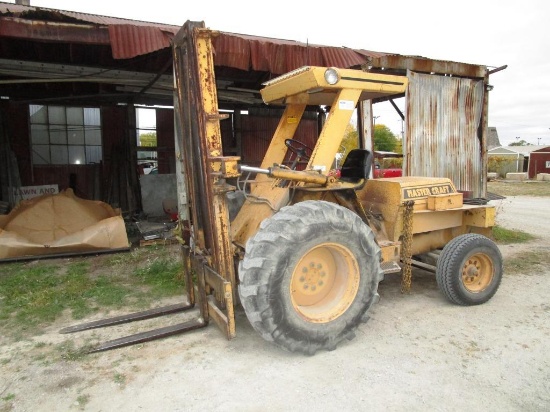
[172,21,240,338]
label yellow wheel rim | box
[461,252,494,293]
[290,242,360,323]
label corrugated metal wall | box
[2,102,32,187]
[32,164,101,199]
[405,71,484,197]
[241,113,318,168]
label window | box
[136,107,158,173]
[30,105,102,165]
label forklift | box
[62,21,502,355]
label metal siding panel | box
[405,72,484,197]
[108,25,172,59]
[0,4,180,31]
[215,34,366,75]
[241,116,277,167]
[241,114,318,167]
[270,44,309,74]
[213,34,251,71]
[2,4,489,76]
[100,106,127,198]
[369,55,487,78]
[320,47,366,69]
[4,102,33,186]
[32,164,99,199]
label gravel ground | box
[1,195,549,412]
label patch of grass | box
[76,394,90,409]
[0,263,65,330]
[0,245,185,341]
[113,372,126,386]
[134,257,184,297]
[106,245,170,267]
[0,260,128,337]
[488,181,550,197]
[31,352,47,362]
[1,394,15,402]
[492,225,536,244]
[56,340,94,362]
[505,250,550,275]
[84,276,130,307]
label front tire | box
[436,234,503,305]
[238,200,383,355]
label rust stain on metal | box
[0,17,110,44]
[369,55,486,78]
[2,3,491,79]
[405,72,485,198]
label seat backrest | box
[340,149,373,182]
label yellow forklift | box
[63,22,502,355]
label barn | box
[528,146,550,179]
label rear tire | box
[436,234,503,305]
[238,200,383,355]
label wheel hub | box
[298,262,327,294]
[462,253,493,292]
[290,242,360,323]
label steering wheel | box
[284,139,313,162]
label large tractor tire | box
[238,200,383,355]
[436,233,503,306]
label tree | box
[374,124,398,151]
[340,124,359,154]
[509,139,529,146]
[337,123,400,156]
[332,124,359,169]
[139,132,157,147]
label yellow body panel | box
[427,193,464,210]
[232,69,408,246]
[359,177,496,255]
[463,205,496,228]
[260,66,408,106]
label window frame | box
[29,105,103,166]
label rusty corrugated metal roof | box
[0,2,372,66]
[0,1,179,59]
[0,2,178,29]
[355,49,391,59]
[213,32,369,74]
[366,53,487,78]
[108,25,174,59]
[0,1,487,73]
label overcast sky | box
[20,0,550,146]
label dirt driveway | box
[1,195,549,412]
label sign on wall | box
[12,185,59,201]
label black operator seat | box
[339,149,373,183]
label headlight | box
[324,67,340,85]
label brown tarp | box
[0,189,129,260]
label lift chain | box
[401,200,415,293]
